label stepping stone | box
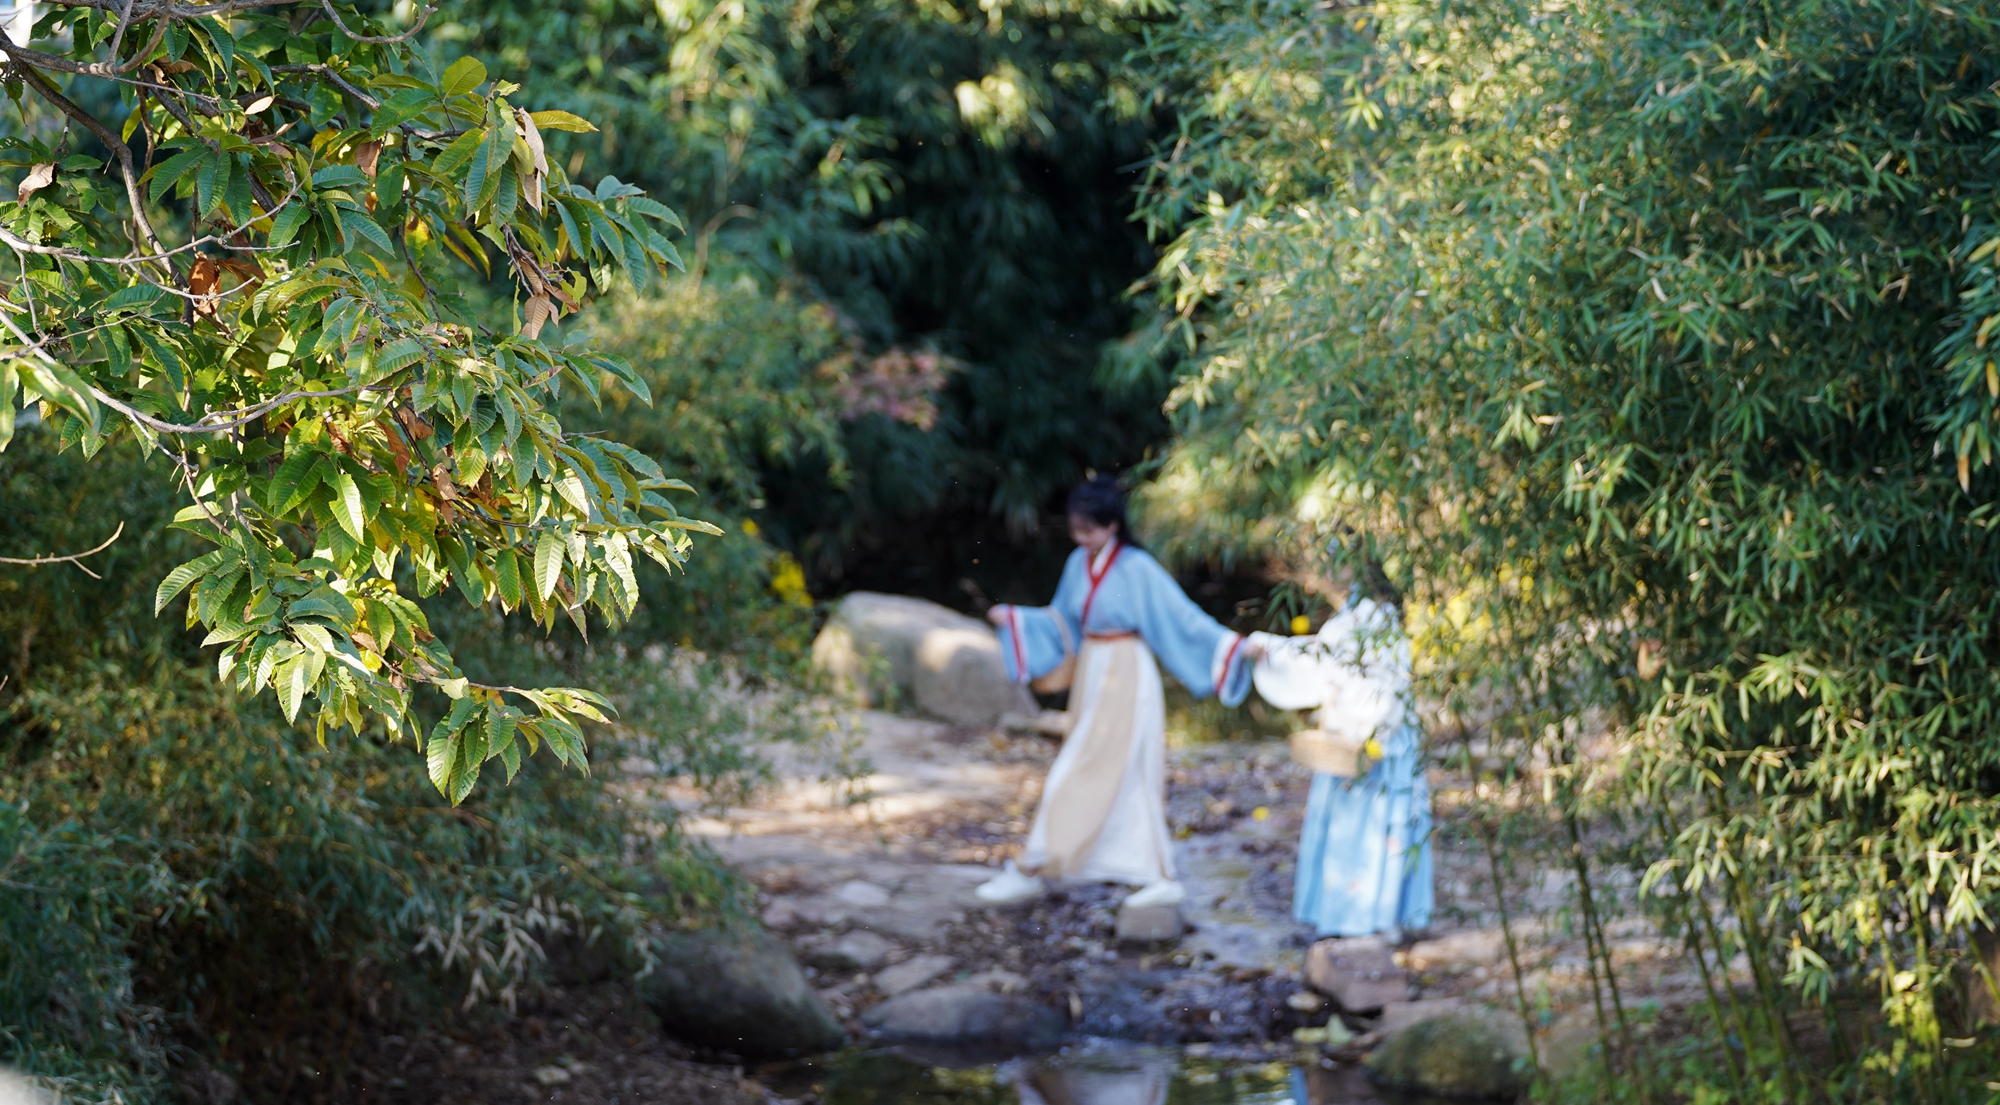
[862,984,1064,1049]
[875,953,955,996]
[810,930,898,972]
[1116,900,1185,942]
[833,880,893,907]
[1306,936,1411,1012]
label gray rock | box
[833,879,893,907]
[640,925,844,1057]
[874,953,954,996]
[861,984,1065,1050]
[809,930,898,972]
[1307,936,1411,1012]
[809,592,1034,726]
[1115,901,1184,942]
[1366,1011,1531,1099]
[850,902,959,942]
[912,626,1035,727]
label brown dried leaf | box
[383,424,411,478]
[218,256,265,282]
[16,162,54,204]
[522,170,544,216]
[521,294,554,339]
[354,139,384,179]
[395,407,434,440]
[188,257,222,319]
[515,110,548,213]
[432,461,460,500]
[516,110,549,177]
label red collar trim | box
[1080,540,1123,631]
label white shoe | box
[975,861,1044,905]
[1121,880,1186,909]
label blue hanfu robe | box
[1257,597,1434,936]
[993,542,1255,705]
[990,541,1253,885]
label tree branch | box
[318,0,432,44]
[0,521,125,578]
[12,62,174,273]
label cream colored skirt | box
[1020,636,1174,885]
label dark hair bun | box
[1066,475,1144,550]
[1066,474,1125,525]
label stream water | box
[762,1043,1456,1105]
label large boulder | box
[811,592,1035,726]
[1365,1009,1531,1099]
[639,925,845,1057]
[861,984,1065,1050]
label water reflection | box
[775,1042,1427,1105]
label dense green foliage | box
[0,0,700,803]
[429,0,1175,598]
[0,428,786,1101]
[1135,0,2000,1092]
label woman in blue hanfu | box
[976,476,1263,911]
[1254,564,1433,939]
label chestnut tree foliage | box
[0,0,697,802]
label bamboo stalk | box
[1652,811,1751,1098]
[1479,806,1544,1074]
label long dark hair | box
[1067,475,1143,551]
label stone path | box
[647,706,1711,1082]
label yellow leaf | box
[528,110,598,133]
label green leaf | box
[279,656,310,723]
[0,364,15,452]
[626,195,684,231]
[288,586,357,624]
[534,530,564,600]
[146,148,207,204]
[528,110,597,133]
[265,448,322,513]
[495,546,522,606]
[432,127,485,178]
[465,123,510,212]
[102,284,170,312]
[483,704,516,763]
[312,165,371,189]
[338,208,395,254]
[268,200,311,248]
[329,470,366,540]
[196,151,232,217]
[373,336,425,376]
[440,56,488,99]
[371,87,435,136]
[155,550,226,613]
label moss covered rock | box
[1365,1011,1530,1099]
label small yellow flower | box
[1363,737,1383,759]
[769,553,812,608]
[741,518,761,538]
[1290,614,1311,635]
[1252,806,1270,821]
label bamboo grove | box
[1134,0,2000,1094]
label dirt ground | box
[309,706,1702,1105]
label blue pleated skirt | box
[1292,727,1434,937]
